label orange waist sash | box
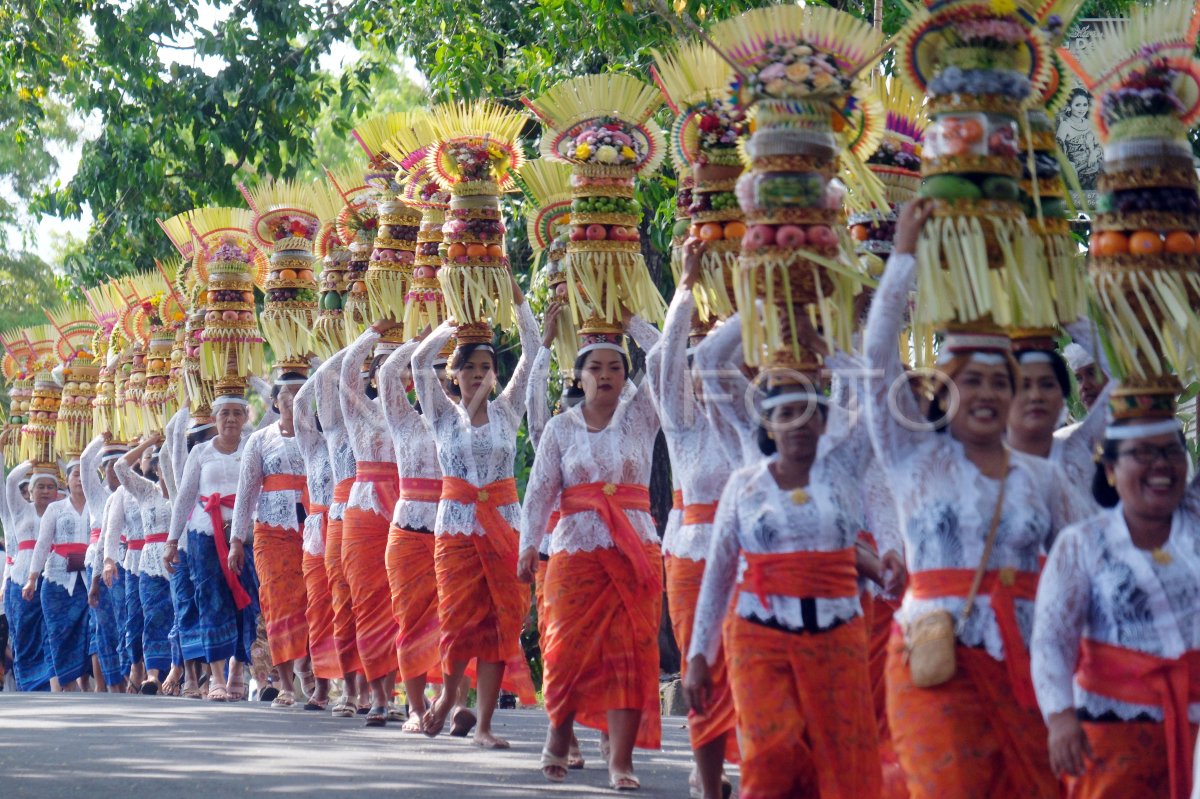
[671,490,683,511]
[1077,638,1200,799]
[354,461,399,513]
[332,477,354,505]
[399,477,443,504]
[440,476,519,541]
[560,482,655,586]
[263,473,309,506]
[909,567,1040,709]
[682,502,718,526]
[740,548,859,608]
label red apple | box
[744,225,777,250]
[221,310,240,322]
[775,225,807,249]
[586,224,608,241]
[239,311,255,322]
[570,225,589,242]
[609,226,628,241]
[806,225,836,248]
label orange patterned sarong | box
[543,542,664,750]
[665,554,738,761]
[252,522,309,665]
[1067,720,1196,799]
[433,476,535,704]
[324,478,361,675]
[385,524,441,683]
[885,627,1055,799]
[342,503,399,681]
[302,529,339,681]
[726,614,879,799]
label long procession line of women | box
[3,1,1200,797]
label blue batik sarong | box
[123,570,144,667]
[138,573,174,674]
[169,548,204,662]
[5,579,51,691]
[39,573,89,684]
[90,565,127,685]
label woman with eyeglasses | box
[1032,414,1199,798]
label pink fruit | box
[413,266,434,279]
[586,224,608,241]
[205,311,220,323]
[609,226,628,242]
[806,225,836,248]
[395,250,415,264]
[744,225,777,250]
[775,225,807,249]
[554,282,569,297]
[570,225,588,242]
[221,310,240,322]
[239,311,255,321]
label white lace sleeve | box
[495,301,541,422]
[313,348,348,435]
[647,291,695,431]
[115,458,155,507]
[1032,522,1090,720]
[169,446,202,543]
[80,435,109,526]
[230,429,264,543]
[248,376,278,432]
[519,420,564,555]
[625,314,662,423]
[28,502,58,578]
[102,491,124,563]
[159,437,176,499]
[412,321,456,430]
[694,314,754,464]
[2,462,31,532]
[378,337,421,433]
[167,407,190,489]
[1058,379,1116,488]
[864,253,926,469]
[1063,316,1112,379]
[1046,460,1092,551]
[689,480,742,666]
[525,346,553,451]
[340,328,380,443]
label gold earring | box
[1106,474,1115,487]
[766,431,775,440]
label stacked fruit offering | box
[850,81,926,260]
[712,5,884,367]
[199,234,265,380]
[425,101,528,328]
[1062,0,1200,388]
[401,162,452,339]
[7,374,31,463]
[142,304,179,431]
[670,177,693,283]
[313,221,350,359]
[367,199,420,323]
[518,158,579,364]
[125,338,149,436]
[20,338,61,466]
[524,73,667,326]
[46,303,101,457]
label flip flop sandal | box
[356,704,370,716]
[401,715,424,733]
[540,748,570,783]
[609,771,640,792]
[449,707,477,737]
[139,678,161,696]
[258,685,279,703]
[721,775,733,799]
[422,701,450,737]
[206,685,229,702]
[271,690,296,708]
[568,742,585,770]
[161,678,181,697]
[332,699,356,718]
[304,696,329,712]
[387,702,406,722]
[227,670,247,702]
[296,669,317,698]
[182,684,203,700]
[364,706,388,727]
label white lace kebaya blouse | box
[1,463,37,589]
[411,302,540,538]
[115,459,171,580]
[341,329,399,518]
[230,423,306,541]
[692,313,761,468]
[647,289,736,562]
[102,486,142,574]
[1033,484,1200,724]
[520,317,661,557]
[688,434,871,667]
[29,497,91,593]
[864,252,1091,661]
[79,435,111,572]
[168,437,246,543]
[377,336,442,534]
[312,349,357,524]
[294,375,332,556]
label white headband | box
[1062,342,1094,372]
[211,396,249,410]
[1105,418,1182,441]
[190,422,214,434]
[1018,351,1054,364]
[578,342,625,358]
[762,391,829,412]
[936,350,1007,366]
[432,358,448,368]
[30,473,57,486]
[274,376,307,386]
[66,460,81,472]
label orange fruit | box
[466,243,488,259]
[1164,230,1196,254]
[698,223,724,241]
[277,268,298,281]
[850,224,869,242]
[959,118,985,143]
[296,269,314,282]
[1093,231,1129,257]
[723,221,747,240]
[447,243,467,259]
[1129,230,1164,256]
[487,244,504,259]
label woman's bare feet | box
[472,729,510,749]
[422,694,453,737]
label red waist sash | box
[200,493,251,611]
[144,533,169,544]
[17,540,36,552]
[909,567,1040,709]
[440,476,519,537]
[354,461,399,513]
[671,489,683,511]
[127,539,147,551]
[682,501,718,526]
[399,477,443,504]
[740,548,859,608]
[1078,638,1200,799]
[89,528,101,545]
[560,482,655,586]
[52,543,89,557]
[332,477,354,505]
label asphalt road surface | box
[0,693,707,797]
